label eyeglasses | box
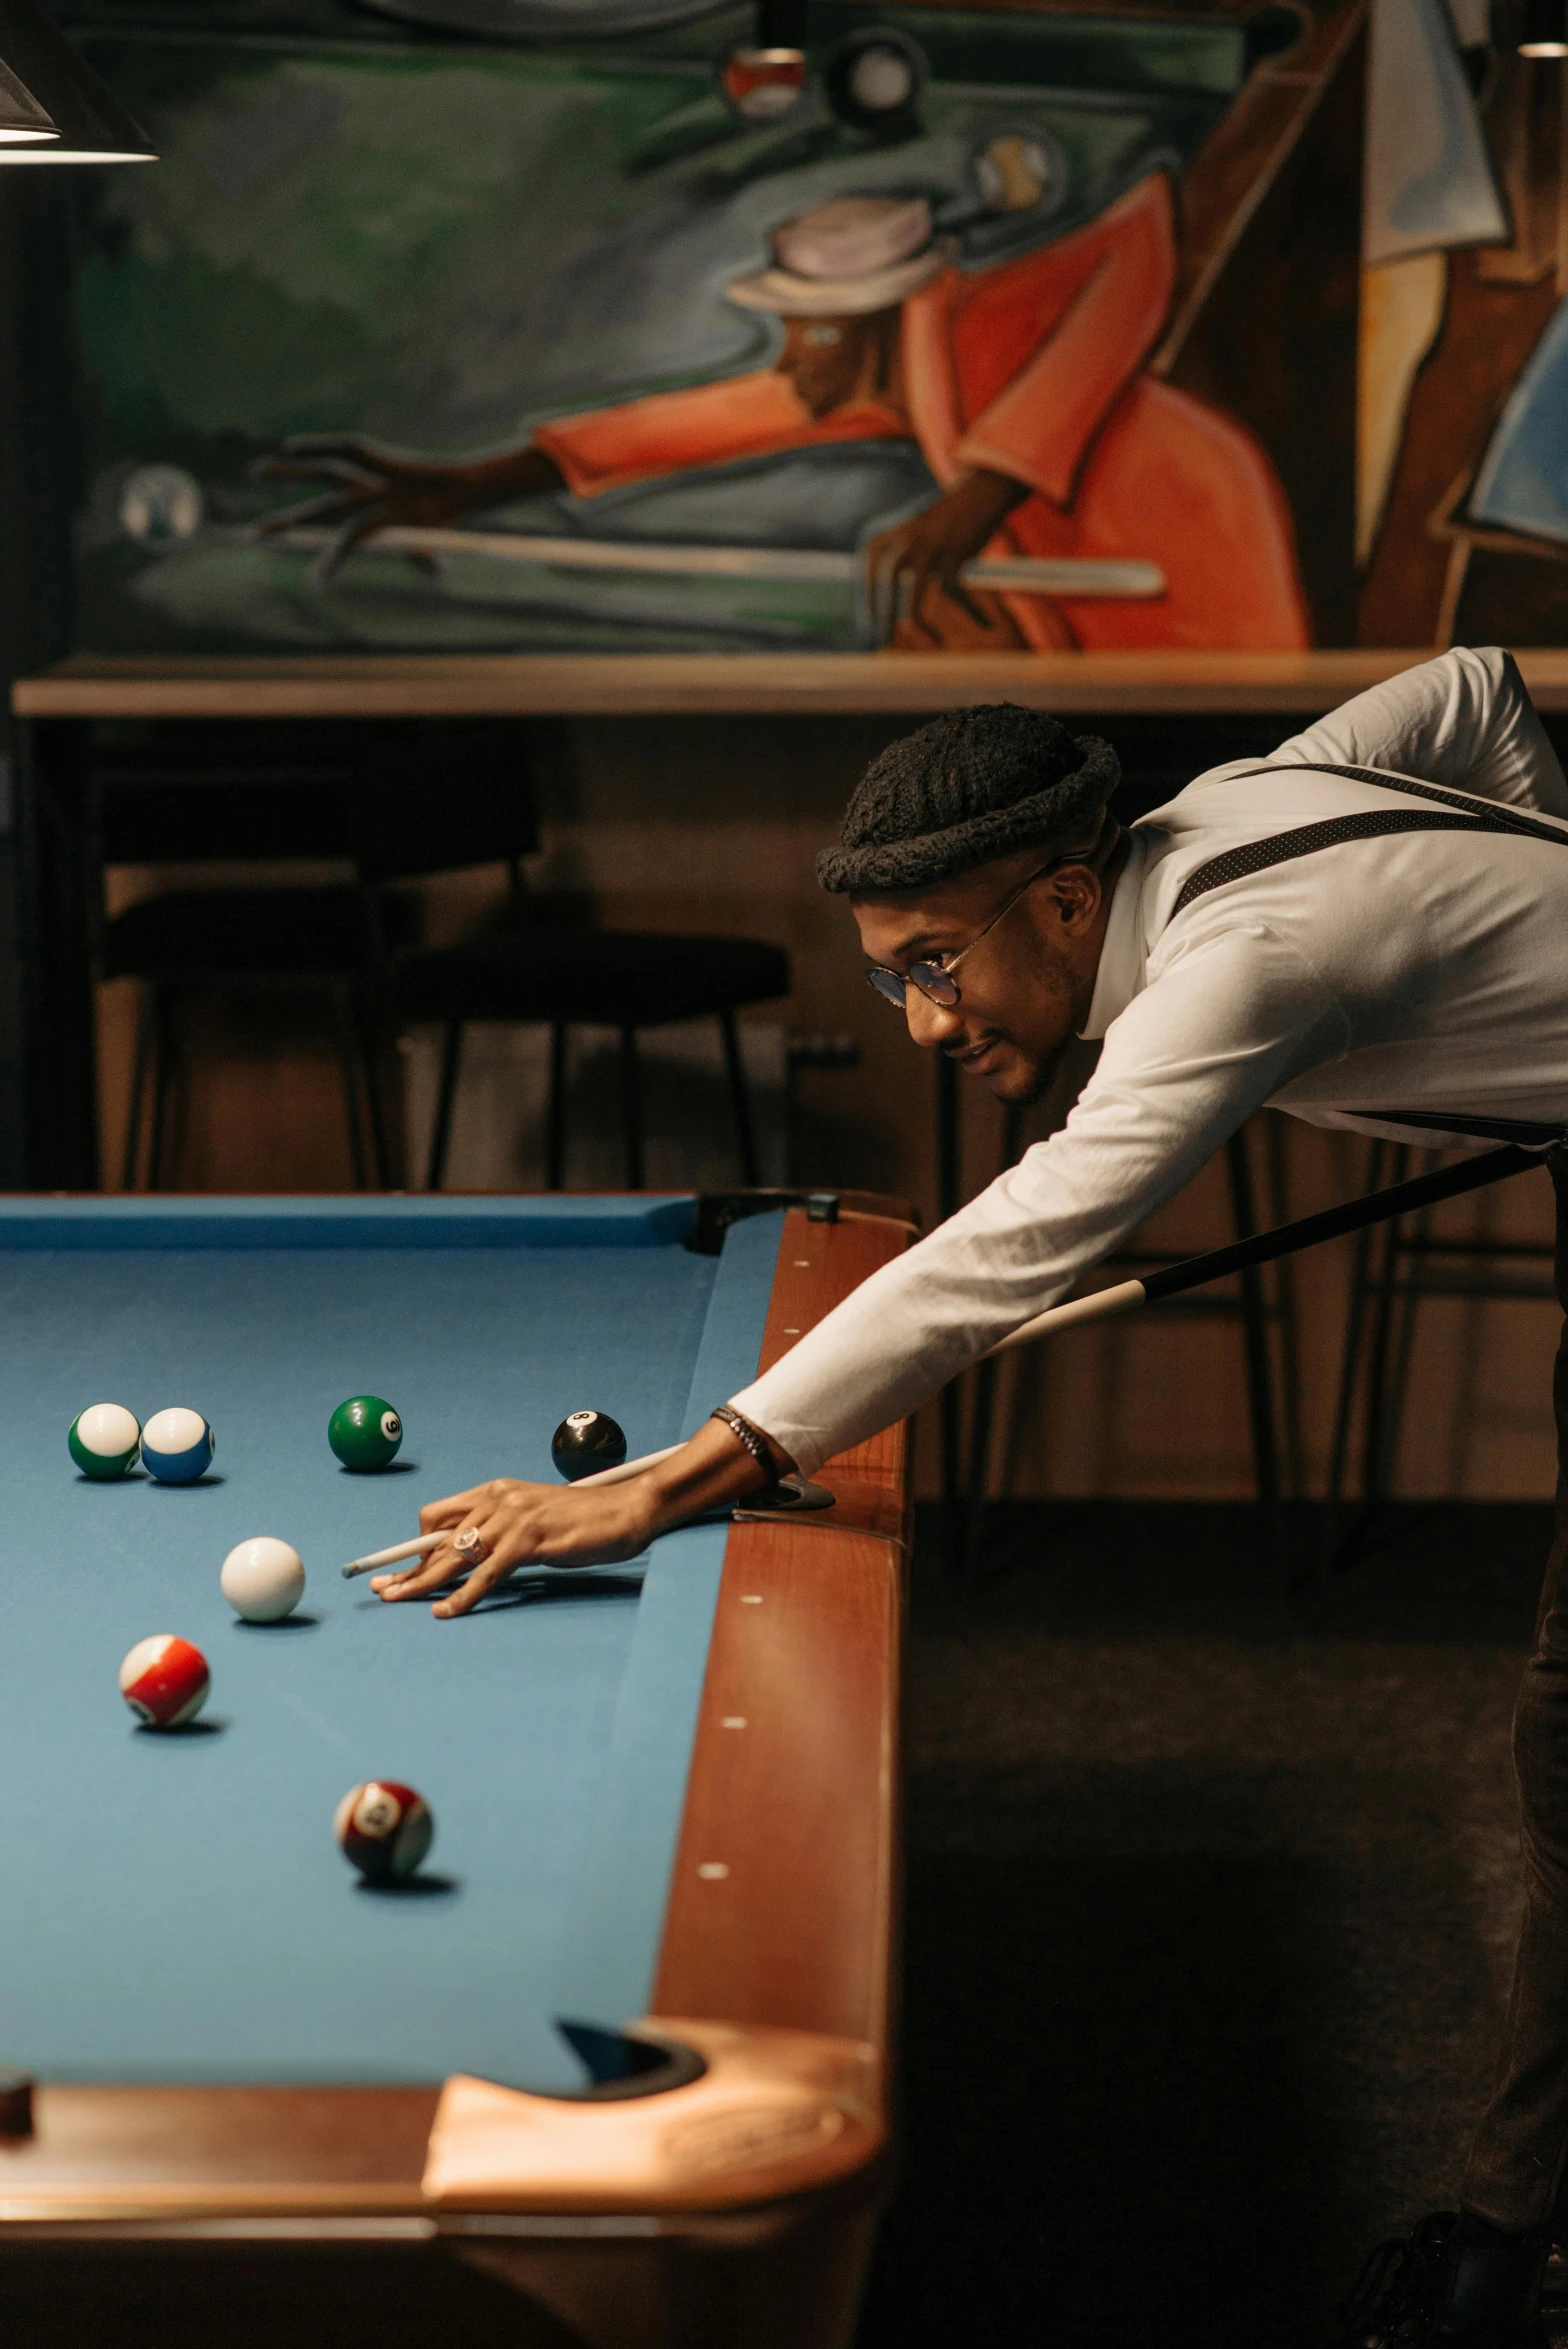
[864,863,1057,1011]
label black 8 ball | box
[551,1410,628,1481]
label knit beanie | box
[816,704,1121,894]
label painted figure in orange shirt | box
[265,171,1310,652]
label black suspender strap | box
[1167,759,1568,1148]
[1171,760,1568,917]
[1170,810,1511,914]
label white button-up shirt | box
[732,646,1568,1474]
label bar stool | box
[387,922,791,1191]
[99,719,538,1191]
[1327,1138,1556,1557]
[944,1072,1302,1582]
[109,882,416,1191]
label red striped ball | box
[333,1781,433,1885]
[119,1635,210,1730]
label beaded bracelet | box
[710,1404,774,1478]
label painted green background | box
[61,2,1257,651]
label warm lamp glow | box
[0,43,52,143]
[1521,0,1568,52]
[0,148,153,163]
[0,1,153,165]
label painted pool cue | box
[984,1140,1543,1358]
[250,524,1166,602]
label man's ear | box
[1044,862,1101,932]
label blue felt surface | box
[549,1209,785,2031]
[0,1193,695,1250]
[0,1198,777,2089]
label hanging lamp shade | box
[1521,0,1568,54]
[0,49,57,144]
[0,1,154,162]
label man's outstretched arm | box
[257,440,567,576]
[727,923,1344,1474]
[256,373,860,577]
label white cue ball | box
[220,1536,306,1624]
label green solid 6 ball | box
[329,1396,403,1472]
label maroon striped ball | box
[332,1780,433,1885]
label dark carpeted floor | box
[858,1500,1553,2349]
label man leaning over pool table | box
[379,645,1568,2346]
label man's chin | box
[982,1059,1041,1105]
[984,1038,1071,1105]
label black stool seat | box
[390,931,789,1028]
[93,715,540,1197]
[388,928,791,1192]
[108,886,421,1194]
[105,886,419,981]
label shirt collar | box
[1080,830,1149,1040]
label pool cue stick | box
[340,1444,688,1576]
[984,1140,1543,1358]
[572,1443,682,1486]
[345,1143,1546,1572]
[341,1532,450,1578]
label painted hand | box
[865,466,1032,647]
[254,437,564,580]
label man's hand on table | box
[371,1415,797,1617]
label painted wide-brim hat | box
[727,193,956,316]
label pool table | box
[0,1187,912,2349]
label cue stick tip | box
[340,1531,450,1579]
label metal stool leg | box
[546,1023,568,1191]
[1224,1127,1283,1557]
[426,1020,464,1192]
[961,1356,1001,1583]
[120,991,155,1192]
[147,987,177,1192]
[1373,1176,1436,1504]
[352,989,393,1190]
[1325,1140,1389,1564]
[718,1010,760,1186]
[936,1052,961,1220]
[1358,1145,1413,1506]
[332,986,369,1192]
[961,1101,1028,1584]
[1265,1116,1304,1502]
[620,1026,644,1190]
[936,1052,962,1566]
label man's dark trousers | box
[1464,1152,1568,2236]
